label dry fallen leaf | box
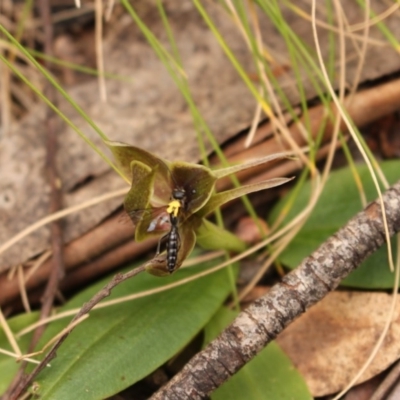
[277,291,400,397]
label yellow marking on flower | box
[167,200,181,217]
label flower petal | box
[106,140,173,205]
[145,223,197,276]
[170,162,217,214]
[124,160,154,210]
[123,160,166,242]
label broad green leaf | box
[0,259,235,399]
[0,313,38,394]
[269,160,400,288]
[196,219,246,252]
[204,308,312,400]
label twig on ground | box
[150,179,400,399]
[0,215,137,307]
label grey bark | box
[151,179,400,399]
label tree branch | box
[151,179,400,399]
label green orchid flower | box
[106,140,293,276]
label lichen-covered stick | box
[151,179,400,400]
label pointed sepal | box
[198,177,294,218]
